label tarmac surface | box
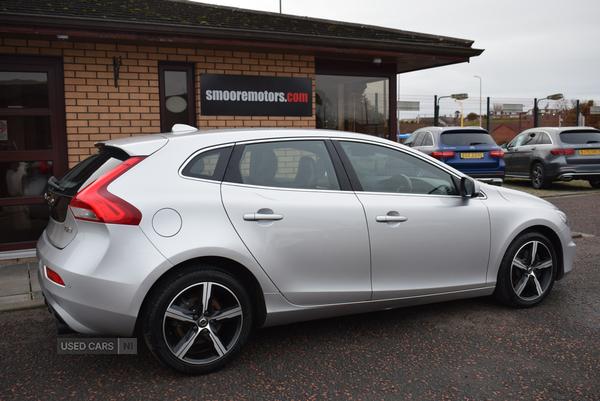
[0,193,598,400]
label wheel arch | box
[511,225,565,281]
[529,159,546,175]
[134,256,267,336]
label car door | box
[506,132,539,175]
[221,139,371,305]
[336,140,491,299]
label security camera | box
[57,35,69,42]
[373,58,382,66]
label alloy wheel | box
[510,240,554,302]
[162,281,244,365]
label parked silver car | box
[503,126,600,189]
[37,126,576,375]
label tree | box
[466,112,478,121]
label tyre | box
[143,266,253,375]
[493,231,557,308]
[531,163,550,189]
[589,178,600,189]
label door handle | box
[376,215,408,223]
[243,213,284,221]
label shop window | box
[159,64,196,132]
[316,75,389,137]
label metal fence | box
[396,95,600,144]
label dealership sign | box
[200,74,312,116]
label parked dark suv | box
[503,127,600,189]
[404,126,505,185]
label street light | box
[534,93,563,127]
[474,76,482,127]
[434,93,468,126]
[455,100,465,127]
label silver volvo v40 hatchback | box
[37,126,576,374]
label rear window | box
[559,130,600,145]
[56,147,130,195]
[440,131,495,146]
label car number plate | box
[460,152,484,159]
[579,149,600,156]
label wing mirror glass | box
[460,176,480,198]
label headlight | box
[556,209,568,225]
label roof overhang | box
[0,13,483,74]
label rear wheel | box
[589,178,600,189]
[493,231,557,308]
[143,266,252,375]
[531,163,550,189]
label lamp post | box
[474,76,482,127]
[455,100,465,127]
[434,93,468,126]
[534,93,563,127]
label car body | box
[503,126,600,189]
[37,126,575,375]
[404,126,505,185]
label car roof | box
[521,126,600,134]
[100,126,405,155]
[415,126,490,134]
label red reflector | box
[46,266,65,286]
[550,148,575,156]
[489,150,504,158]
[69,157,146,225]
[430,151,456,160]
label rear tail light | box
[45,266,65,286]
[550,149,575,156]
[69,156,146,225]
[430,151,456,160]
[489,150,504,158]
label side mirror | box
[460,176,480,198]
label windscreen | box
[440,131,496,146]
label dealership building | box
[0,0,483,258]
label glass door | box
[0,56,66,252]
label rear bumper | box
[36,222,172,337]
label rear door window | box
[423,132,434,146]
[226,140,341,190]
[537,132,552,145]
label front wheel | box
[493,231,557,308]
[143,266,253,375]
[531,163,550,189]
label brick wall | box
[1,38,316,167]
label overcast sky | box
[193,0,599,117]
